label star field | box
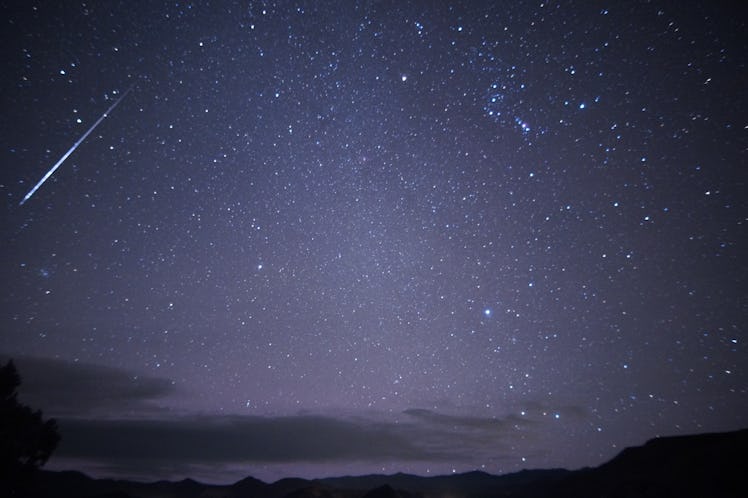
[1,0,746,483]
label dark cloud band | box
[3,355,176,416]
[56,415,432,463]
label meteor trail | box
[19,84,134,206]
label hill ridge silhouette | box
[7,428,746,498]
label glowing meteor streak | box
[19,84,134,205]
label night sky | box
[1,0,746,485]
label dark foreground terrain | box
[4,428,746,498]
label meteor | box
[19,84,134,206]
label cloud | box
[2,355,589,482]
[403,408,533,432]
[48,410,527,481]
[56,414,433,463]
[49,411,450,481]
[2,355,176,416]
[397,408,538,460]
[50,405,577,480]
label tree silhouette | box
[0,360,60,478]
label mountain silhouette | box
[361,484,420,498]
[545,428,748,498]
[7,428,746,498]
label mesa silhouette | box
[11,428,747,498]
